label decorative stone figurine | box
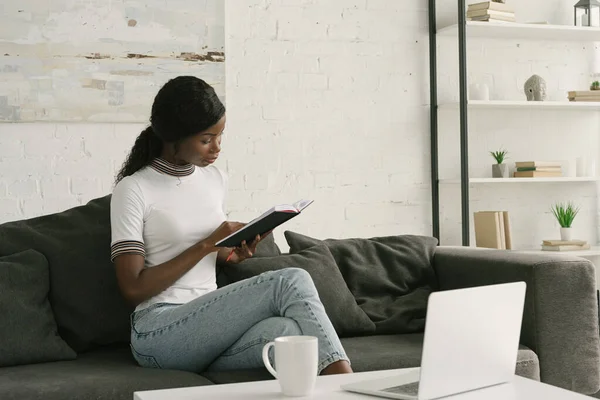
[524,74,547,101]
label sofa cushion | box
[0,195,133,352]
[0,346,213,400]
[0,249,76,367]
[284,231,439,335]
[202,334,540,384]
[222,245,376,337]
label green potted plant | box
[490,149,509,178]
[591,81,600,91]
[551,202,580,241]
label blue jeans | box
[129,268,349,374]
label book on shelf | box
[502,211,512,250]
[468,14,516,23]
[474,210,512,250]
[215,199,314,248]
[516,167,561,172]
[514,161,563,177]
[543,239,587,246]
[570,98,600,102]
[467,10,515,19]
[542,244,591,251]
[468,1,514,13]
[513,170,562,178]
[568,90,600,102]
[515,161,562,168]
[467,1,515,22]
[541,239,590,252]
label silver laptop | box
[341,281,526,400]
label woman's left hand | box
[226,231,272,264]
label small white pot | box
[560,227,572,241]
[469,83,490,101]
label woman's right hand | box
[203,221,246,251]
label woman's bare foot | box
[320,360,353,375]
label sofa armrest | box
[433,247,600,395]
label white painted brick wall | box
[2,0,590,253]
[0,0,432,250]
[0,123,139,220]
[222,0,432,247]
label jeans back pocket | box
[130,344,161,369]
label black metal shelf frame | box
[428,0,471,246]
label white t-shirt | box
[110,158,227,312]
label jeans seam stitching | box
[130,344,163,369]
[318,352,346,373]
[280,272,335,349]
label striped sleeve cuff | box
[111,240,146,262]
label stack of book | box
[568,91,600,102]
[467,1,516,23]
[513,161,562,178]
[474,210,512,250]
[541,239,590,252]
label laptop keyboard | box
[382,381,420,396]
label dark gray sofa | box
[0,196,599,400]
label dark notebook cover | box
[216,200,313,248]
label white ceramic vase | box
[469,83,490,101]
[560,227,572,241]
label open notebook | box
[216,199,314,248]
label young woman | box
[110,76,352,375]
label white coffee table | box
[134,368,590,399]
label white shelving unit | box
[438,21,600,41]
[435,19,600,249]
[440,177,600,184]
[439,100,600,111]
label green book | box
[516,167,537,171]
[516,167,561,172]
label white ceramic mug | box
[262,336,318,397]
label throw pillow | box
[0,249,76,367]
[0,195,133,352]
[253,233,282,257]
[284,231,439,335]
[222,244,375,337]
